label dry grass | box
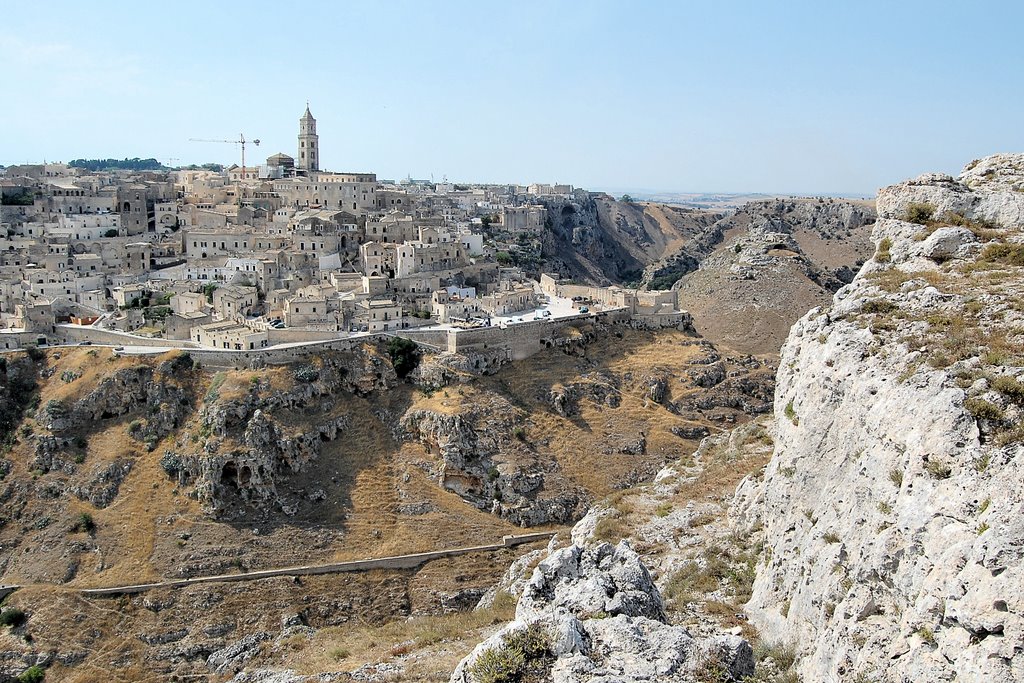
[296,593,517,678]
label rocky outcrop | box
[451,541,753,683]
[549,371,621,417]
[411,349,512,390]
[734,154,1024,682]
[39,355,197,443]
[402,395,587,526]
[162,346,395,517]
[166,410,350,516]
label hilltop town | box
[0,106,689,362]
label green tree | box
[386,337,420,378]
[202,283,219,303]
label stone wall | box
[187,335,391,369]
[55,325,195,348]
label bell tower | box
[297,103,319,173]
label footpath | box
[78,532,554,597]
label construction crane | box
[188,134,260,180]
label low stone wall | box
[266,328,345,344]
[188,335,391,369]
[395,328,449,349]
[81,532,554,597]
[55,325,198,348]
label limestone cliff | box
[735,154,1024,682]
[536,193,724,285]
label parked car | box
[579,306,589,313]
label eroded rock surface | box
[451,541,753,683]
[734,154,1024,683]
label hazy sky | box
[2,1,1022,195]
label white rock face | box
[451,541,753,683]
[735,154,1024,683]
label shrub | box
[329,647,350,661]
[990,375,1024,402]
[0,609,26,627]
[861,299,897,315]
[888,469,904,487]
[469,644,524,683]
[468,624,550,683]
[593,513,628,543]
[924,460,952,480]
[904,203,935,225]
[875,237,892,263]
[72,513,96,535]
[15,665,44,683]
[43,400,67,420]
[916,626,937,646]
[979,243,1024,266]
[966,398,1003,422]
[822,532,841,544]
[784,400,798,425]
[512,426,526,441]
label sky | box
[1,1,1022,196]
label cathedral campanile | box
[298,103,319,173]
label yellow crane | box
[188,134,261,179]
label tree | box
[620,194,634,203]
[202,283,219,303]
[495,251,513,266]
[386,337,420,379]
[103,229,118,238]
[1,189,34,206]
